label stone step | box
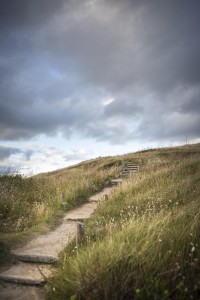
[120,171,137,176]
[11,222,77,263]
[123,168,138,172]
[0,185,119,298]
[110,179,123,186]
[121,170,137,173]
[119,164,139,177]
[0,262,52,286]
[125,166,139,169]
[12,253,58,264]
[125,166,138,169]
[0,282,45,300]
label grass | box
[1,143,200,298]
[47,143,200,299]
[0,157,121,265]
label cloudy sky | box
[0,0,200,174]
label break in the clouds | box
[0,0,200,172]
[0,143,91,174]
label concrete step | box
[125,166,138,169]
[120,171,138,176]
[121,169,137,173]
[0,282,45,300]
[123,168,138,172]
[0,185,119,299]
[11,222,76,264]
[119,164,139,177]
[125,166,139,169]
[0,262,52,286]
[110,179,123,186]
[12,253,58,264]
[120,171,130,175]
[120,173,130,176]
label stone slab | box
[111,179,123,185]
[0,282,45,300]
[12,253,58,264]
[12,222,77,260]
[0,185,117,299]
[0,262,52,285]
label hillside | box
[0,154,122,260]
[47,143,200,300]
[0,143,200,299]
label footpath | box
[0,162,138,300]
[0,186,116,300]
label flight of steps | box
[120,162,139,177]
[0,188,116,299]
[0,220,77,289]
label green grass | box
[47,143,200,299]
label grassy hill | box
[0,155,122,263]
[47,143,200,300]
[0,143,200,299]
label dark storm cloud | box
[104,96,142,118]
[0,0,66,27]
[0,145,22,160]
[0,145,35,161]
[0,0,200,144]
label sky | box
[0,0,200,175]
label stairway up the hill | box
[0,187,116,300]
[120,162,139,177]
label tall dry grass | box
[0,157,121,235]
[48,144,200,300]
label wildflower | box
[191,246,195,252]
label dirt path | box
[0,186,116,300]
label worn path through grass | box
[0,186,117,300]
